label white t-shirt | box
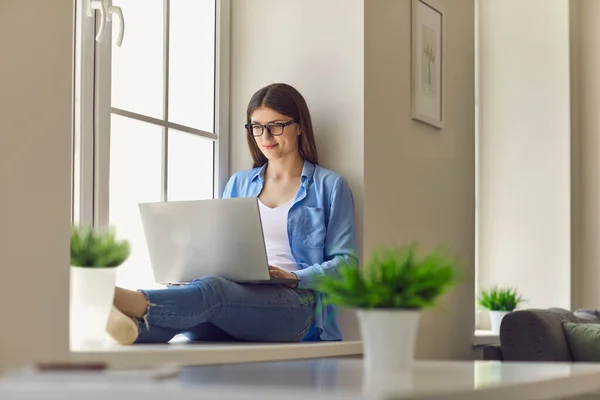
[258,198,298,272]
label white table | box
[2,358,600,399]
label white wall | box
[477,0,571,318]
[229,0,364,339]
[0,0,73,368]
[365,0,475,360]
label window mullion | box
[93,14,113,231]
[73,2,97,228]
[162,0,171,203]
[215,0,231,198]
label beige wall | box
[570,0,600,310]
[477,0,571,316]
[365,0,475,360]
[229,0,364,339]
[0,0,73,367]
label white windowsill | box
[68,331,498,368]
[69,340,363,369]
[473,330,499,347]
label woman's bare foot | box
[113,287,148,319]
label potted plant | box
[478,286,524,334]
[70,225,130,348]
[316,245,459,371]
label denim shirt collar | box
[251,160,316,187]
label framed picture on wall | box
[411,0,444,129]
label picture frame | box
[411,0,444,129]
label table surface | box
[3,358,600,400]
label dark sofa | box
[483,308,600,362]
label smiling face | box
[245,83,319,168]
[250,106,301,163]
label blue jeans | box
[136,276,316,343]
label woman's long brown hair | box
[246,83,319,168]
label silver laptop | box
[138,197,297,286]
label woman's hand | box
[268,265,298,288]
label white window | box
[73,0,230,290]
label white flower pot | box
[358,309,421,372]
[69,266,118,348]
[489,310,510,335]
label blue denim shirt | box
[221,160,357,341]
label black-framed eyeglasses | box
[245,119,296,137]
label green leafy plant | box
[315,246,460,309]
[478,286,524,312]
[70,225,130,268]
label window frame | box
[73,0,230,232]
[71,0,230,352]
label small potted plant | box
[70,225,130,347]
[478,286,524,334]
[316,245,459,371]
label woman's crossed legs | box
[109,276,315,344]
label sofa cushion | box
[563,322,600,362]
